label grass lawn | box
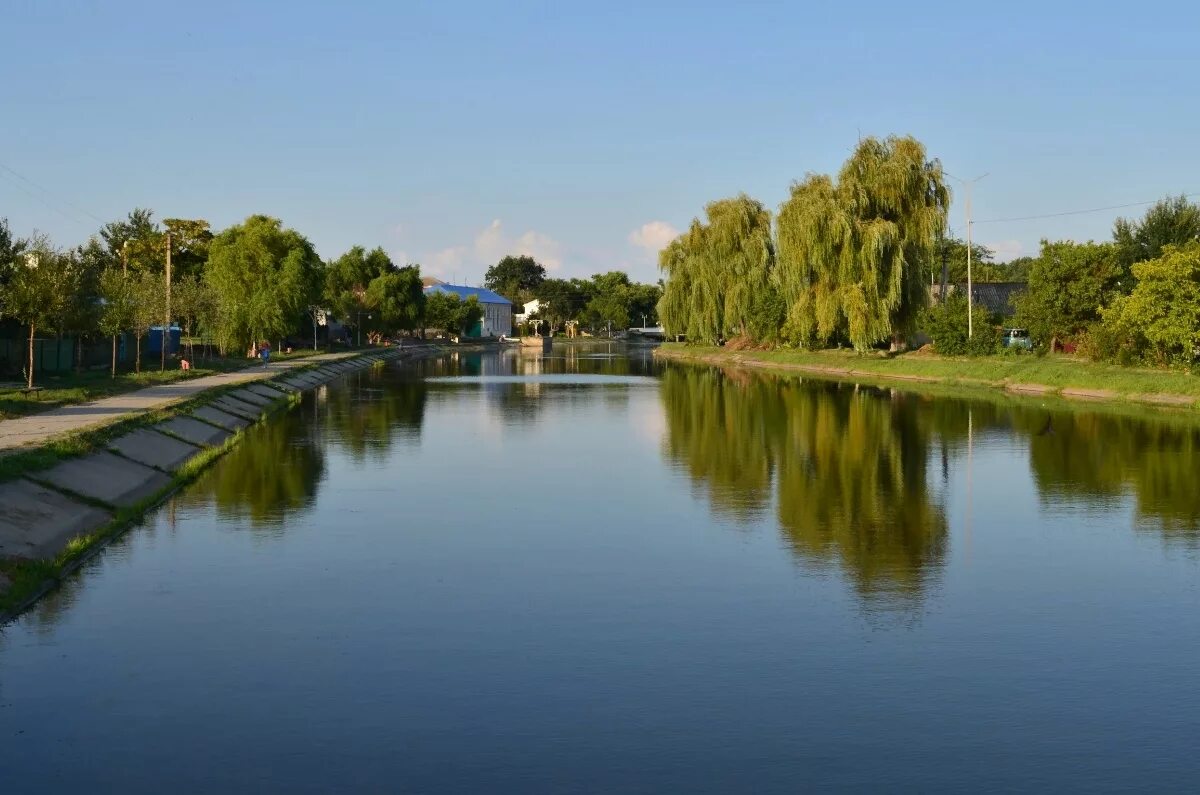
[0,347,326,420]
[657,344,1200,403]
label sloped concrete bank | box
[0,348,404,621]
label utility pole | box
[161,232,172,372]
[945,172,988,337]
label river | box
[2,345,1199,792]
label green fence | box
[0,335,131,376]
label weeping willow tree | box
[776,135,949,351]
[658,194,780,344]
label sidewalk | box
[0,353,359,453]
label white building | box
[515,298,542,323]
[423,284,513,338]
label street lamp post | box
[356,311,372,347]
[945,171,988,338]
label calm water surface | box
[2,346,1199,792]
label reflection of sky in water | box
[2,352,1199,792]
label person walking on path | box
[260,340,271,367]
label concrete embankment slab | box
[226,388,275,407]
[246,383,287,400]
[0,479,113,560]
[192,405,250,431]
[268,380,299,393]
[157,416,232,447]
[212,395,262,419]
[39,451,172,508]
[109,428,203,472]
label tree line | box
[0,211,660,388]
[658,134,1200,366]
[482,254,662,334]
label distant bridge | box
[627,326,665,341]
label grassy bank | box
[654,344,1200,408]
[0,347,330,420]
[0,436,240,617]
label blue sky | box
[3,0,1198,284]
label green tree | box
[365,265,425,337]
[424,292,482,336]
[919,293,998,355]
[173,274,219,361]
[99,208,162,273]
[60,249,103,372]
[324,245,394,326]
[0,217,27,289]
[935,236,997,285]
[1102,242,1200,365]
[484,255,546,303]
[0,240,78,388]
[1113,195,1200,279]
[131,270,165,372]
[97,268,136,377]
[1013,240,1120,351]
[776,135,949,350]
[657,195,778,344]
[627,281,662,326]
[533,277,593,333]
[204,215,321,353]
[163,218,213,281]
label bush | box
[1075,321,1133,364]
[919,294,999,356]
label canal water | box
[2,346,1199,792]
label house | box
[930,282,1025,317]
[515,299,541,323]
[423,283,513,337]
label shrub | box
[919,294,999,356]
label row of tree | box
[922,195,1200,363]
[657,133,1200,364]
[0,213,487,387]
[658,135,950,350]
[481,254,662,334]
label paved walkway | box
[0,353,361,452]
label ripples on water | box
[2,344,1199,792]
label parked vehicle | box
[1002,328,1032,349]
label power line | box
[0,160,106,226]
[975,192,1200,224]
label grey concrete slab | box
[39,451,172,509]
[268,380,299,392]
[246,383,287,401]
[226,388,275,407]
[156,416,233,447]
[212,395,262,419]
[109,427,203,472]
[0,479,113,560]
[192,405,250,432]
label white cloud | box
[423,219,565,280]
[628,220,679,258]
[984,239,1025,262]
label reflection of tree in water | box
[775,384,947,603]
[659,366,948,603]
[324,367,427,462]
[188,408,325,528]
[1027,411,1200,541]
[660,367,776,521]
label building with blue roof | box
[423,283,513,338]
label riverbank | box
[0,347,411,620]
[653,344,1200,409]
[0,347,334,421]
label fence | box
[0,334,133,377]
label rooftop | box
[423,284,512,305]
